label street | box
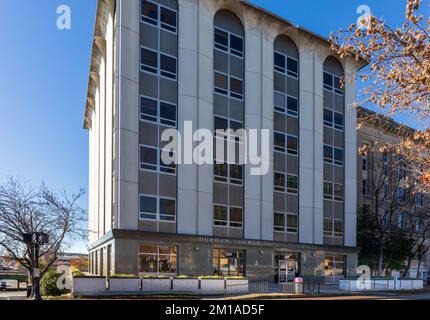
[0,290,26,300]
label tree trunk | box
[377,239,384,276]
[403,256,412,278]
[416,257,423,279]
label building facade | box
[84,0,364,282]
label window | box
[230,164,243,185]
[214,72,243,100]
[214,163,228,182]
[139,245,177,275]
[159,198,176,221]
[324,181,333,199]
[274,51,298,78]
[274,132,285,152]
[214,205,228,226]
[140,145,157,171]
[139,195,176,221]
[398,212,406,229]
[287,175,298,194]
[384,184,389,199]
[274,172,285,192]
[324,219,344,237]
[287,96,299,117]
[212,249,245,277]
[274,212,298,233]
[396,187,405,202]
[334,184,344,202]
[324,255,345,277]
[140,47,177,80]
[286,135,298,155]
[324,145,333,163]
[323,72,343,95]
[141,47,158,74]
[141,0,177,33]
[140,96,177,127]
[140,145,176,174]
[160,7,177,32]
[324,109,343,130]
[334,148,344,166]
[229,207,243,228]
[214,27,243,58]
[140,195,157,220]
[213,205,243,228]
[362,155,367,171]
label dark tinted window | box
[160,7,176,32]
[142,0,158,24]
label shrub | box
[70,266,84,277]
[40,269,69,296]
[111,273,138,278]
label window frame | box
[140,45,178,81]
[214,26,244,59]
[213,204,244,229]
[274,50,298,79]
[140,95,177,128]
[139,144,177,175]
[139,194,177,222]
[141,0,178,34]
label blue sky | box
[0,0,425,253]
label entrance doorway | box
[274,252,300,283]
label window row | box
[274,212,298,233]
[323,72,343,95]
[324,145,344,166]
[323,181,344,202]
[274,132,298,155]
[214,164,243,185]
[140,145,176,174]
[214,71,243,100]
[323,218,344,237]
[141,96,177,127]
[213,205,243,228]
[274,172,298,194]
[324,108,344,131]
[274,91,298,117]
[214,27,244,58]
[141,0,177,33]
[140,47,177,80]
[274,51,298,78]
[139,195,176,221]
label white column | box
[116,0,139,230]
[344,57,357,247]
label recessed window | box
[229,207,243,228]
[141,47,158,74]
[160,102,176,126]
[274,92,285,113]
[287,214,298,233]
[324,219,344,237]
[139,245,177,275]
[334,184,344,202]
[230,77,243,99]
[214,163,228,182]
[274,51,298,78]
[274,212,298,233]
[141,97,158,122]
[140,145,158,171]
[334,148,344,166]
[274,212,285,232]
[334,112,344,130]
[160,54,176,79]
[141,0,177,33]
[160,7,177,33]
[214,72,228,95]
[324,108,343,130]
[230,164,243,185]
[324,181,333,199]
[141,0,158,26]
[159,149,176,174]
[286,96,298,117]
[274,132,285,152]
[159,198,176,221]
[287,58,298,78]
[324,108,333,127]
[274,52,285,73]
[286,135,298,155]
[214,28,243,58]
[140,195,157,220]
[324,145,333,163]
[213,205,228,226]
[324,72,343,95]
[214,116,228,131]
[287,175,298,194]
[274,172,285,192]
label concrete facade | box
[84,0,364,282]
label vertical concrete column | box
[344,57,357,247]
[196,0,215,235]
[260,29,275,241]
[243,13,263,240]
[312,52,325,245]
[177,0,199,235]
[298,37,316,244]
[115,0,140,230]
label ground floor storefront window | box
[212,248,245,277]
[274,252,300,283]
[324,255,345,277]
[139,244,177,276]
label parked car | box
[0,279,18,291]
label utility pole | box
[23,232,49,300]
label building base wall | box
[88,230,357,282]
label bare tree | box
[0,177,86,298]
[359,143,417,275]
